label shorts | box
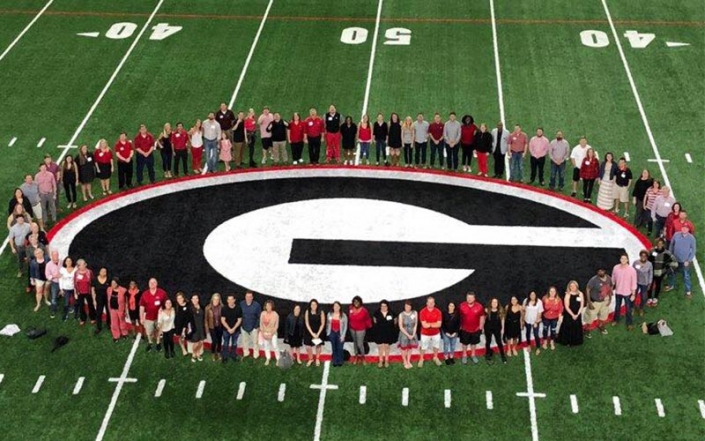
[459,330,481,346]
[143,319,157,335]
[32,203,43,221]
[420,333,441,351]
[583,299,610,323]
[613,185,629,203]
[34,279,46,289]
[572,167,581,182]
[261,138,273,149]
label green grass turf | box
[0,0,703,440]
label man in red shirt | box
[303,108,325,165]
[459,292,485,364]
[507,124,528,182]
[171,122,190,177]
[139,278,168,352]
[418,296,443,367]
[428,113,445,169]
[115,132,134,189]
[134,124,156,185]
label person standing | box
[612,157,633,218]
[92,267,111,335]
[326,301,347,367]
[139,278,168,352]
[29,248,48,312]
[348,296,372,365]
[401,116,414,167]
[643,179,662,235]
[547,130,570,191]
[483,298,507,364]
[134,125,156,185]
[358,114,373,165]
[205,293,223,361]
[632,170,653,228]
[94,140,114,195]
[648,238,678,306]
[373,114,388,166]
[304,108,324,165]
[239,291,262,359]
[304,299,325,366]
[569,136,592,197]
[474,124,493,177]
[188,294,206,362]
[171,122,190,177]
[557,281,585,346]
[418,297,443,367]
[428,113,445,169]
[174,292,192,356]
[258,106,274,165]
[35,164,57,226]
[324,105,342,164]
[579,148,600,202]
[127,281,141,338]
[584,268,612,338]
[667,209,696,243]
[73,259,96,325]
[60,156,78,209]
[219,132,233,172]
[541,287,563,350]
[20,174,42,229]
[650,187,675,238]
[340,116,358,166]
[444,112,461,171]
[284,304,304,364]
[412,113,429,168]
[528,127,549,186]
[441,302,460,365]
[157,298,176,358]
[397,301,418,369]
[156,123,173,178]
[611,254,638,330]
[215,103,236,141]
[596,152,617,210]
[267,112,289,165]
[522,291,543,355]
[260,300,281,366]
[203,113,221,173]
[633,250,654,316]
[288,113,305,165]
[114,132,134,190]
[388,113,402,167]
[491,122,509,178]
[245,109,257,167]
[8,187,34,219]
[189,119,204,173]
[232,112,247,168]
[58,257,76,322]
[507,124,528,182]
[107,278,129,343]
[75,145,96,201]
[373,300,397,368]
[460,115,477,173]
[43,155,61,210]
[503,296,522,357]
[459,292,484,365]
[220,294,242,363]
[669,225,696,298]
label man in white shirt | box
[491,122,509,178]
[569,136,592,197]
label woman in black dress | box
[189,293,206,362]
[285,304,305,364]
[61,156,78,209]
[373,300,397,368]
[504,296,522,357]
[76,144,95,201]
[174,291,192,356]
[388,113,402,167]
[340,116,357,166]
[557,281,585,347]
[484,298,507,364]
[157,123,173,178]
[304,299,325,367]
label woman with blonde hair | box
[401,116,414,167]
[557,281,585,346]
[260,300,281,366]
[157,123,173,178]
[204,293,223,361]
[189,119,204,173]
[484,297,506,363]
[94,139,114,195]
[157,298,176,358]
[541,286,563,350]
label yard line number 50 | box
[341,27,412,45]
[580,30,655,48]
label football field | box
[0,1,703,440]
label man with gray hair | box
[9,214,30,278]
[203,112,222,173]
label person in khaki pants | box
[584,268,612,338]
[239,292,262,358]
[267,113,289,164]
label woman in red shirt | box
[579,148,600,203]
[73,259,96,325]
[541,286,564,351]
[94,139,114,196]
[288,112,305,165]
[664,202,682,243]
[348,296,372,365]
[357,115,372,165]
[245,108,257,167]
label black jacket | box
[474,131,493,154]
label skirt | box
[219,145,232,162]
[287,334,303,349]
[96,163,112,180]
[398,332,418,350]
[504,319,521,340]
[303,332,323,347]
[597,179,615,210]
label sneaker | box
[444,358,451,366]
[585,332,592,339]
[434,358,442,366]
[600,328,609,335]
[646,299,653,306]
[293,160,298,165]
[418,359,424,368]
[461,355,467,365]
[50,313,55,319]
[156,343,162,352]
[471,356,479,364]
[261,158,266,164]
[664,286,674,292]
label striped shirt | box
[643,188,662,210]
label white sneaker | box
[261,158,266,164]
[293,160,298,165]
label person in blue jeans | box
[441,302,460,365]
[507,124,528,182]
[669,225,696,297]
[220,294,242,363]
[203,112,222,173]
[326,302,348,367]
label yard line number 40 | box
[105,22,182,40]
[341,27,412,45]
[580,30,655,48]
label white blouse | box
[59,267,76,290]
[523,299,544,324]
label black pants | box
[308,136,321,164]
[63,179,77,203]
[77,293,96,323]
[117,161,133,189]
[634,199,647,227]
[162,329,175,355]
[403,143,413,164]
[136,155,155,184]
[291,142,304,162]
[493,149,505,177]
[160,149,173,173]
[414,142,427,166]
[210,327,223,353]
[484,326,505,360]
[583,179,596,200]
[95,294,111,331]
[173,150,188,176]
[650,275,665,299]
[530,156,546,183]
[446,145,459,170]
[247,131,257,166]
[430,141,444,167]
[461,143,473,167]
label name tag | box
[635,264,641,270]
[155,300,161,306]
[386,315,392,321]
[665,203,671,207]
[577,297,583,302]
[621,173,626,178]
[87,158,92,162]
[309,122,313,126]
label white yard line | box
[486,390,494,410]
[0,373,4,385]
[237,381,246,400]
[359,385,366,404]
[58,0,165,163]
[31,375,45,394]
[95,334,141,441]
[570,394,579,414]
[489,0,509,180]
[444,389,451,409]
[37,137,46,148]
[73,377,85,395]
[278,383,286,402]
[401,387,409,407]
[8,137,17,147]
[647,158,669,163]
[522,350,540,441]
[196,380,206,399]
[155,379,165,398]
[601,0,705,298]
[699,400,705,419]
[654,398,665,417]
[612,396,622,416]
[355,0,384,165]
[0,238,9,258]
[312,361,337,441]
[0,0,54,62]
[685,153,692,163]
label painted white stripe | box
[60,0,164,164]
[444,389,451,408]
[0,238,9,261]
[359,386,366,405]
[601,0,705,299]
[522,350,540,441]
[37,137,46,148]
[32,375,45,394]
[685,153,692,163]
[73,377,85,395]
[95,334,142,441]
[8,137,17,147]
[489,0,509,181]
[613,396,622,416]
[196,380,206,399]
[665,41,690,48]
[0,0,54,62]
[486,390,493,410]
[647,159,669,163]
[570,394,579,414]
[0,373,4,385]
[312,361,333,441]
[77,32,100,38]
[108,377,137,383]
[698,400,705,419]
[277,383,286,402]
[155,379,165,398]
[237,382,246,400]
[623,152,630,162]
[655,398,665,417]
[401,387,409,407]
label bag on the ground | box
[25,327,47,340]
[277,351,292,370]
[52,336,69,352]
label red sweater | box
[580,156,600,180]
[304,117,324,138]
[542,296,564,320]
[460,124,477,145]
[348,306,372,331]
[288,121,304,143]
